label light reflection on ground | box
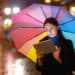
[2,41,40,75]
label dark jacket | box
[36,36,75,75]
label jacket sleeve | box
[35,59,43,72]
[35,36,48,72]
[66,40,75,71]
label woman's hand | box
[53,46,62,63]
[36,51,44,65]
[37,51,44,59]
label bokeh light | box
[4,18,12,29]
[44,0,51,3]
[54,0,60,2]
[12,7,20,14]
[14,59,26,75]
[70,6,75,16]
[4,7,11,15]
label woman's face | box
[44,23,59,37]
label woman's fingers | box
[37,51,44,59]
[55,46,61,51]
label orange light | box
[0,35,5,40]
[70,6,75,16]
[0,26,5,30]
[54,0,60,2]
[44,0,51,3]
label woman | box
[36,17,75,75]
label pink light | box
[4,53,15,75]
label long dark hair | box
[44,17,65,45]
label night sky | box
[8,0,43,9]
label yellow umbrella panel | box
[18,31,48,63]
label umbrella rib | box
[13,27,44,28]
[10,27,44,32]
[60,18,75,25]
[13,31,45,50]
[10,27,75,33]
[40,6,47,19]
[56,7,62,18]
[26,13,43,24]
[11,22,44,29]
[62,30,75,34]
[24,31,45,43]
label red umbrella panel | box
[10,27,48,63]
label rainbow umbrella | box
[9,4,75,63]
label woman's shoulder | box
[62,38,73,45]
[64,39,72,43]
[62,39,74,53]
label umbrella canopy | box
[10,4,75,63]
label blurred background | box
[0,0,75,75]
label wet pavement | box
[1,40,41,75]
[1,40,75,75]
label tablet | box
[33,40,56,54]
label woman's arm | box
[36,59,43,72]
[66,40,75,71]
[35,51,44,72]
